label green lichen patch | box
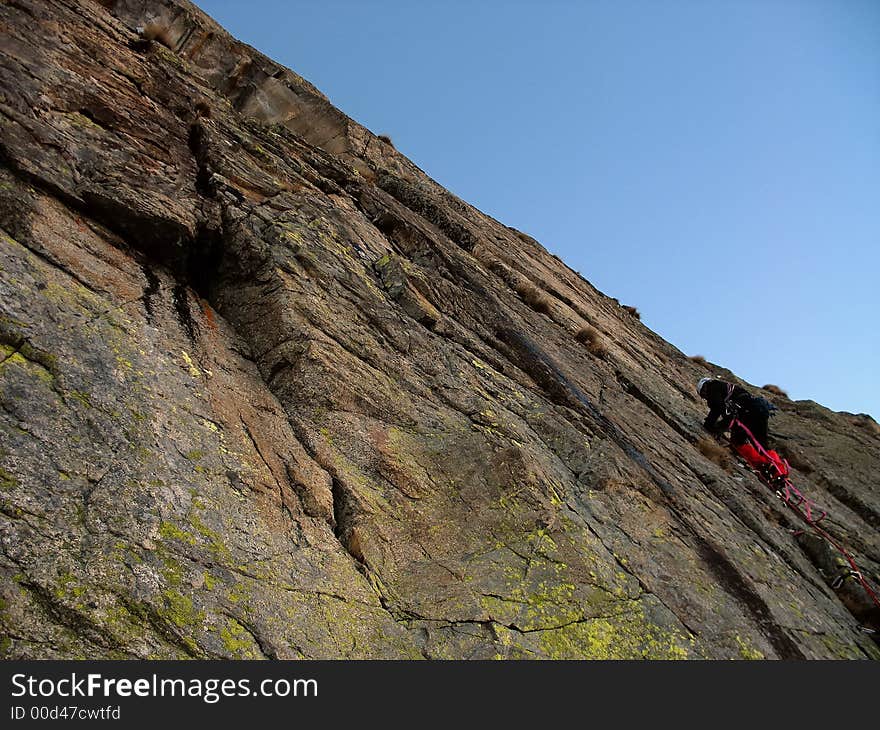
[53,570,87,603]
[158,521,197,547]
[0,466,16,491]
[158,589,203,628]
[180,351,201,378]
[536,611,690,660]
[734,634,765,660]
[0,348,55,385]
[226,581,251,606]
[0,322,58,374]
[188,513,232,562]
[154,588,206,655]
[64,111,102,130]
[219,617,262,658]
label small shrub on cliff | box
[489,259,511,279]
[515,281,552,315]
[473,245,498,266]
[474,246,511,280]
[140,23,174,49]
[355,164,377,184]
[762,384,788,398]
[622,305,641,319]
[696,437,731,471]
[194,100,212,118]
[575,326,607,358]
[689,355,708,366]
[377,134,395,148]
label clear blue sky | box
[195,0,880,419]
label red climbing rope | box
[730,418,880,613]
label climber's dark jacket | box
[701,379,769,448]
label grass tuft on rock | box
[515,281,552,315]
[762,384,788,398]
[697,437,731,471]
[575,326,607,358]
[141,23,174,49]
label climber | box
[697,377,788,479]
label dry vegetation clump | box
[622,305,641,319]
[474,248,552,316]
[575,326,607,358]
[514,281,552,315]
[349,161,377,183]
[141,22,173,49]
[762,384,788,398]
[688,355,708,366]
[535,278,575,308]
[474,247,514,283]
[275,179,303,193]
[377,134,395,148]
[353,165,377,184]
[488,260,509,278]
[696,437,731,471]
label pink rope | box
[730,418,880,611]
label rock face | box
[1,0,878,659]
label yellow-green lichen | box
[227,581,251,606]
[100,602,144,643]
[180,351,201,378]
[65,111,102,129]
[188,513,231,561]
[219,617,262,658]
[0,467,15,490]
[54,571,86,602]
[0,349,54,384]
[157,588,205,645]
[533,606,690,660]
[735,634,765,660]
[477,519,689,659]
[69,390,92,408]
[158,521,197,547]
[817,632,870,660]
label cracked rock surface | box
[0,0,878,659]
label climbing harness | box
[723,385,777,423]
[730,417,880,613]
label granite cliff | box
[1,0,878,659]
